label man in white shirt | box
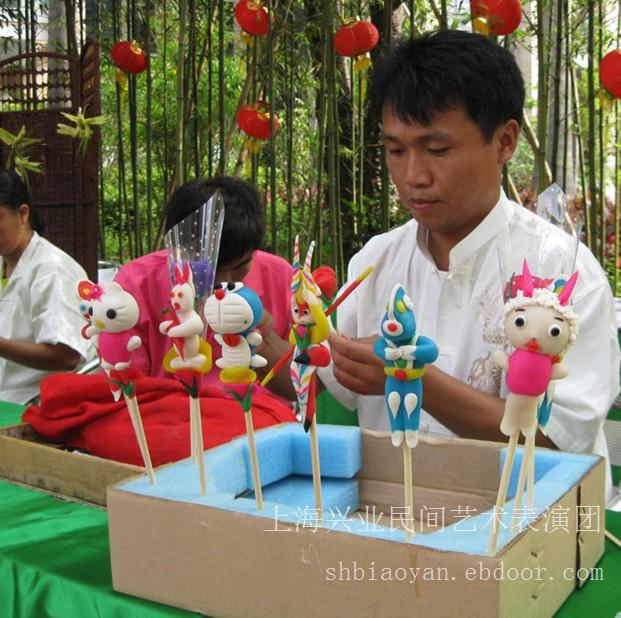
[326,30,620,496]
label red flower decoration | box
[109,367,143,385]
[312,266,338,300]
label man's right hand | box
[329,333,385,396]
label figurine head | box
[503,261,579,356]
[170,262,196,314]
[77,280,140,334]
[380,283,417,343]
[204,281,263,335]
[290,235,322,325]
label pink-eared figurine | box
[289,236,331,432]
[77,278,156,483]
[159,262,211,373]
[77,280,142,401]
[488,260,579,554]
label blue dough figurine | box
[374,283,439,448]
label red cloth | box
[23,373,296,467]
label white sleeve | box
[29,269,92,360]
[545,278,620,454]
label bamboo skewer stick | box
[123,393,156,484]
[489,432,519,554]
[244,404,264,511]
[309,414,323,522]
[190,395,207,496]
[403,441,414,541]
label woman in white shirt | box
[0,169,91,403]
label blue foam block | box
[241,423,362,490]
[291,424,362,478]
[502,447,598,499]
[118,425,599,556]
[256,475,360,513]
[241,425,294,490]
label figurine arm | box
[159,320,173,335]
[551,362,569,380]
[246,330,263,347]
[493,350,509,370]
[166,315,203,338]
[127,335,142,352]
[413,336,439,364]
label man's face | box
[215,250,254,284]
[381,106,517,245]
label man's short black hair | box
[369,30,525,141]
[165,176,264,265]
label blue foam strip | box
[257,475,359,513]
[502,447,598,498]
[291,424,362,478]
[117,426,599,556]
[241,426,294,489]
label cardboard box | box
[0,423,142,505]
[108,426,605,617]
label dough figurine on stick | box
[162,191,224,495]
[76,280,155,484]
[374,283,438,540]
[204,281,267,510]
[488,260,579,554]
[288,236,331,519]
[160,262,212,495]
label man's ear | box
[18,203,30,226]
[497,119,520,165]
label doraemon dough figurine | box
[204,281,267,384]
[159,262,211,373]
[77,280,142,401]
[204,281,268,510]
[374,283,439,448]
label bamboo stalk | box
[145,0,153,250]
[217,0,225,174]
[173,0,188,191]
[550,0,564,181]
[586,0,597,254]
[536,0,550,195]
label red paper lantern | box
[111,40,148,74]
[333,20,380,57]
[600,50,621,99]
[234,0,270,37]
[471,0,522,36]
[237,102,280,140]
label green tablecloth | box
[0,478,618,618]
[0,400,27,427]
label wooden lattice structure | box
[0,40,100,279]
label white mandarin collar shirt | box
[326,191,620,497]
